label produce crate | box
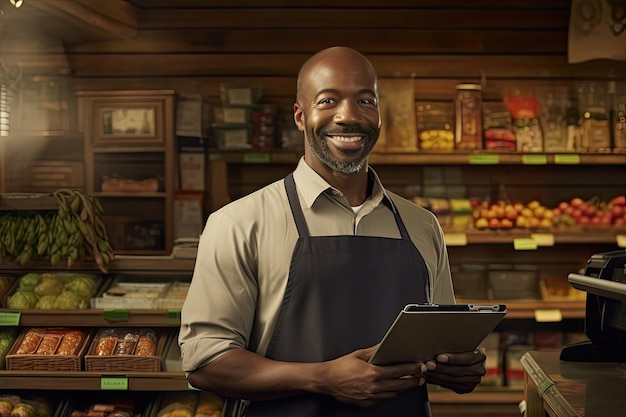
[2,272,103,310]
[0,390,68,417]
[451,264,488,300]
[0,327,18,370]
[84,328,167,372]
[488,267,540,300]
[5,327,91,371]
[61,391,158,417]
[162,331,183,372]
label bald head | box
[296,47,378,105]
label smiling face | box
[294,47,381,176]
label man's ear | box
[294,103,305,132]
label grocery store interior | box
[1,1,626,416]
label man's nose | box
[334,101,360,124]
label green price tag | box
[554,154,581,164]
[208,153,224,161]
[538,379,555,393]
[243,152,270,163]
[522,154,547,165]
[513,238,538,250]
[103,309,129,322]
[469,154,500,165]
[167,309,182,323]
[101,376,128,390]
[0,311,20,326]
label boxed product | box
[455,83,483,150]
[415,101,455,151]
[6,327,90,371]
[91,275,190,309]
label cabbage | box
[64,275,97,299]
[8,290,38,309]
[34,275,64,297]
[35,295,57,309]
[18,273,42,291]
[53,291,86,310]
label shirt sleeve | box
[428,217,456,305]
[178,209,259,372]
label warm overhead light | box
[9,0,23,8]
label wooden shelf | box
[0,193,59,211]
[1,298,585,327]
[0,256,196,274]
[444,229,626,245]
[429,386,523,404]
[4,308,183,327]
[208,150,626,166]
[0,371,189,391]
[93,191,168,198]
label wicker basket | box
[84,329,167,372]
[5,327,91,371]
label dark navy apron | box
[243,173,432,417]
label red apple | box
[570,197,584,207]
[611,195,626,206]
[558,201,569,211]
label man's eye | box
[317,98,335,105]
[359,98,377,105]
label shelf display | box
[78,90,177,256]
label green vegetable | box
[18,273,42,291]
[34,275,64,297]
[34,295,57,309]
[7,290,38,309]
[53,290,86,310]
[64,275,97,299]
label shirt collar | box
[292,157,391,210]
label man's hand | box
[424,348,486,394]
[318,346,427,407]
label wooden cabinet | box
[78,90,177,255]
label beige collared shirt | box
[179,157,455,372]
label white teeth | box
[332,136,363,142]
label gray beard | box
[306,133,368,175]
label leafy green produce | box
[18,273,42,291]
[34,275,64,297]
[35,295,57,309]
[63,275,97,299]
[53,290,86,310]
[7,290,38,309]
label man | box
[179,46,486,416]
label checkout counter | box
[522,250,626,417]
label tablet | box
[369,304,507,365]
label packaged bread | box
[134,329,157,356]
[56,329,85,355]
[94,329,119,356]
[113,330,139,355]
[35,330,64,355]
[16,328,46,355]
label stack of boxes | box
[212,84,276,150]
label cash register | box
[560,250,626,362]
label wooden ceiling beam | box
[27,0,139,40]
